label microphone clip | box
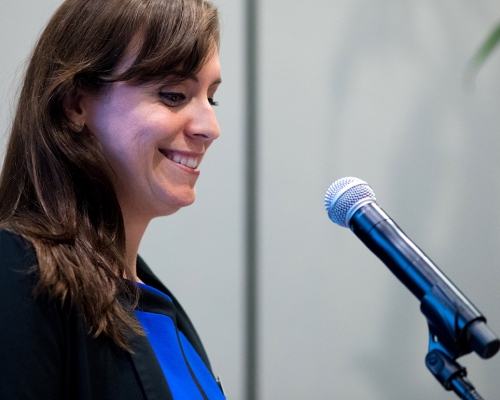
[421,284,500,399]
[421,283,500,359]
[425,349,481,399]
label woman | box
[0,0,224,399]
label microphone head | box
[324,177,376,227]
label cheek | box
[111,133,151,173]
[85,93,175,177]
[96,105,154,157]
[93,121,152,186]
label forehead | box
[187,52,221,85]
[114,38,142,76]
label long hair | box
[0,0,219,350]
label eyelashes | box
[159,92,219,107]
[159,92,187,106]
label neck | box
[122,211,150,282]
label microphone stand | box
[348,203,500,398]
[425,349,483,400]
[420,284,500,400]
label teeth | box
[167,152,199,169]
[186,158,197,168]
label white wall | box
[260,0,500,399]
[3,1,500,399]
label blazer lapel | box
[129,331,174,400]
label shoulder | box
[0,228,67,344]
[0,228,37,271]
[0,228,39,294]
[0,229,66,398]
[0,228,61,323]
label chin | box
[162,191,197,213]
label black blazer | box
[0,229,216,400]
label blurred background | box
[2,0,500,399]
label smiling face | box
[79,52,221,225]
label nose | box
[185,99,220,142]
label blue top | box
[135,282,225,400]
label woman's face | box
[80,52,221,222]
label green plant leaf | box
[471,22,500,69]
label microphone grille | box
[324,177,376,227]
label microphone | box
[324,177,500,360]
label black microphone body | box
[350,201,499,360]
[326,177,499,397]
[352,202,440,298]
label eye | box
[159,92,187,106]
[208,98,219,106]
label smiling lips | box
[161,150,201,169]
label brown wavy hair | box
[0,0,219,350]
